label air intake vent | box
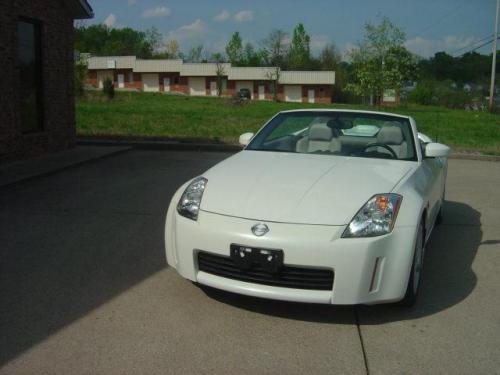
[197,251,334,291]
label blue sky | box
[85,0,499,58]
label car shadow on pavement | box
[199,201,481,324]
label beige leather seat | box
[376,126,407,158]
[296,123,341,153]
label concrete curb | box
[77,138,242,152]
[77,138,500,161]
[0,146,131,188]
[448,153,500,162]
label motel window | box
[18,18,43,133]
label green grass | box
[76,91,500,154]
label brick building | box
[0,0,93,162]
[86,56,336,104]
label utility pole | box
[489,0,499,112]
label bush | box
[102,77,115,99]
[74,61,87,97]
[408,80,474,109]
[408,81,435,105]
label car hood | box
[200,151,415,226]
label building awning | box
[180,63,231,76]
[88,56,136,70]
[228,67,277,81]
[279,71,335,85]
[134,59,183,73]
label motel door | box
[163,77,170,92]
[308,89,315,103]
[258,85,265,100]
[117,74,125,88]
[210,81,217,96]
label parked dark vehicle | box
[238,88,251,100]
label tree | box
[243,42,264,66]
[319,43,348,102]
[164,39,180,59]
[319,43,341,71]
[74,54,88,97]
[225,32,244,66]
[102,77,115,99]
[265,67,281,101]
[212,53,226,97]
[261,29,289,68]
[145,26,163,54]
[384,46,417,90]
[288,23,311,69]
[74,24,109,54]
[74,24,155,58]
[186,45,204,62]
[346,17,416,104]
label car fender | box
[392,174,428,286]
[165,179,195,267]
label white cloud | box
[168,19,207,42]
[127,0,136,5]
[142,6,171,18]
[213,10,230,22]
[233,10,253,22]
[103,14,117,27]
[405,35,477,58]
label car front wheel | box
[400,221,425,307]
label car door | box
[421,143,446,228]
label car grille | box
[197,251,334,291]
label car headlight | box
[342,194,402,238]
[177,177,207,220]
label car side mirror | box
[239,132,254,146]
[424,142,451,158]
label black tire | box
[436,204,443,225]
[436,187,445,225]
[399,221,425,307]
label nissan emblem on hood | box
[251,223,269,236]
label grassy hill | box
[76,91,500,155]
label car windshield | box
[246,111,417,161]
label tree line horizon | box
[75,17,499,105]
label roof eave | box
[73,0,94,19]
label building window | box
[18,18,43,133]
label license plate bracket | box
[230,244,284,274]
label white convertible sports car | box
[165,109,450,306]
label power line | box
[454,37,500,57]
[451,34,493,55]
[408,1,465,38]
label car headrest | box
[309,123,333,141]
[377,126,404,145]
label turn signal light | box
[375,196,389,211]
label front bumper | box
[165,208,417,305]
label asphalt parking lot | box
[1,149,499,374]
